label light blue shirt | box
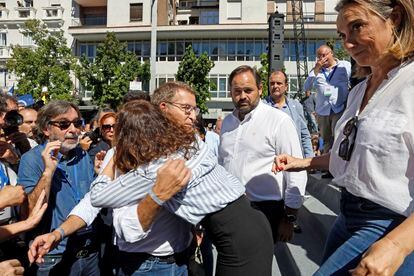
[304,60,352,116]
[263,96,314,158]
[18,145,96,254]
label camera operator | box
[1,95,32,163]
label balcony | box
[42,6,64,21]
[178,0,219,9]
[14,7,36,19]
[285,12,338,23]
[75,0,107,7]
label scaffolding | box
[291,0,308,99]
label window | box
[227,0,241,19]
[46,5,60,17]
[22,34,32,45]
[79,44,97,62]
[200,10,219,25]
[18,10,30,18]
[130,3,143,22]
[0,33,6,46]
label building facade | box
[1,0,341,118]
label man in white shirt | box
[219,65,307,243]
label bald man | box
[304,45,351,177]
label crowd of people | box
[0,0,413,275]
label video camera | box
[2,110,23,136]
[83,127,101,144]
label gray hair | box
[37,100,81,132]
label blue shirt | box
[18,144,96,254]
[304,60,351,116]
[263,96,314,158]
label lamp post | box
[149,0,158,94]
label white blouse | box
[330,60,414,217]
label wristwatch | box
[285,214,297,223]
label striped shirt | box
[90,139,245,225]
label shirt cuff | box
[68,192,100,226]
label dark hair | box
[37,100,81,132]
[151,81,195,107]
[228,65,262,89]
[123,90,150,103]
[194,114,206,137]
[0,95,7,114]
[114,100,196,173]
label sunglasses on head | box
[338,116,358,161]
[48,119,83,130]
[101,124,115,131]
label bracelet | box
[55,227,65,240]
[148,189,165,206]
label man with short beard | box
[17,101,100,275]
[219,65,307,246]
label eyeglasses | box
[48,119,83,130]
[166,102,200,116]
[101,124,115,131]
[338,116,358,161]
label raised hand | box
[94,150,107,174]
[41,141,62,174]
[0,185,26,209]
[152,159,191,202]
[24,189,48,230]
[0,141,19,164]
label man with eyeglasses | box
[17,100,100,275]
[304,45,351,178]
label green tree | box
[176,45,214,114]
[75,32,150,109]
[6,20,76,101]
[256,53,269,98]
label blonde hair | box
[336,0,414,76]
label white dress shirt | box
[219,101,307,208]
[330,59,414,217]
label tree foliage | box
[75,32,150,109]
[257,53,269,98]
[176,45,214,114]
[6,20,75,101]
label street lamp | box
[149,0,158,94]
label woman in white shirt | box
[274,0,414,275]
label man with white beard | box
[18,101,100,275]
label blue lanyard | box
[0,164,9,189]
[322,65,338,84]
